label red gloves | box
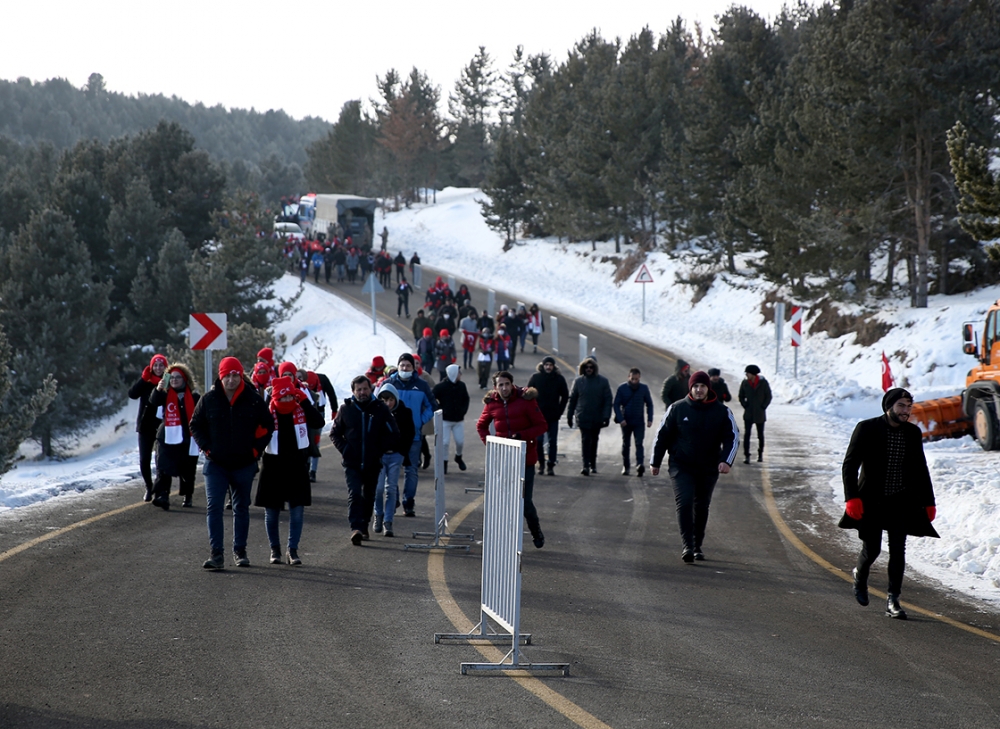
[294,389,308,403]
[141,366,153,382]
[926,506,936,522]
[845,498,864,521]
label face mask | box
[398,370,413,381]
[443,314,450,319]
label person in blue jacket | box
[386,352,437,517]
[613,367,654,477]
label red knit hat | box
[257,347,275,366]
[150,354,168,369]
[218,356,244,378]
[423,327,433,337]
[270,376,296,399]
[688,370,711,391]
[439,329,450,338]
[371,355,386,369]
[278,362,297,378]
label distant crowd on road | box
[129,278,937,617]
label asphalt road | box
[1,263,999,729]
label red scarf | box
[163,386,198,455]
[267,398,309,454]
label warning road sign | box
[790,306,803,347]
[189,313,227,350]
[634,264,654,284]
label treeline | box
[0,74,329,202]
[310,1,1000,306]
[0,122,287,461]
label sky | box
[1,0,792,122]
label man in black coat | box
[330,375,399,545]
[190,357,275,570]
[567,356,613,476]
[527,356,570,475]
[707,368,732,404]
[651,371,740,563]
[839,388,939,619]
[738,364,772,463]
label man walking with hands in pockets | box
[650,370,739,564]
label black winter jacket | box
[838,415,939,538]
[128,376,161,435]
[432,379,470,422]
[255,398,325,510]
[526,365,570,423]
[567,358,613,429]
[189,379,274,471]
[651,394,740,473]
[329,396,398,471]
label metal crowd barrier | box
[405,410,474,551]
[434,436,569,675]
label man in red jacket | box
[476,371,549,548]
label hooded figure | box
[660,359,691,407]
[432,363,470,472]
[566,357,613,475]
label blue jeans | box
[402,438,423,507]
[203,460,256,555]
[376,452,405,523]
[265,505,304,550]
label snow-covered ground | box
[2,186,998,607]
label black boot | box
[852,568,869,606]
[885,594,907,619]
[547,463,555,476]
[443,460,448,474]
[530,525,544,549]
[455,455,467,471]
[309,470,317,482]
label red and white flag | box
[881,351,895,392]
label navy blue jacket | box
[613,382,654,427]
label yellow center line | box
[0,501,145,564]
[428,496,615,729]
[760,465,1000,643]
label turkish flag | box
[881,351,895,392]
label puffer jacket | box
[476,386,548,466]
[567,357,613,429]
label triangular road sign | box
[360,273,385,294]
[634,264,654,284]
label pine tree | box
[105,176,164,328]
[447,46,498,187]
[0,324,57,475]
[948,121,1000,248]
[187,191,286,330]
[0,209,120,456]
[305,100,376,194]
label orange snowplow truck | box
[910,298,1000,449]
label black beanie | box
[398,352,416,368]
[745,364,761,375]
[542,356,556,366]
[882,387,912,413]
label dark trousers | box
[463,348,474,368]
[345,466,380,531]
[397,298,409,317]
[620,423,645,469]
[137,432,155,490]
[744,420,765,456]
[542,419,560,466]
[670,467,719,551]
[856,526,907,595]
[477,360,492,388]
[523,466,540,535]
[580,427,601,470]
[153,456,197,498]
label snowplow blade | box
[910,396,972,441]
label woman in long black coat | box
[148,363,200,510]
[254,376,324,566]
